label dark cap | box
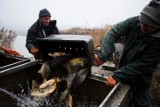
[139,0,160,28]
[39,8,51,18]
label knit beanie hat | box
[39,8,51,18]
[139,0,160,28]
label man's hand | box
[105,75,117,87]
[31,47,39,56]
[93,54,103,66]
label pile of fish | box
[30,56,88,107]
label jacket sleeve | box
[97,17,137,62]
[112,46,160,82]
[26,30,37,52]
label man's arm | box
[26,30,37,53]
[97,17,138,62]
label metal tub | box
[71,74,130,107]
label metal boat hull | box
[0,61,130,107]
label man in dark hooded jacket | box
[94,0,160,107]
[26,8,59,59]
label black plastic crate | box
[37,34,94,65]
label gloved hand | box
[31,47,39,55]
[93,54,103,66]
[105,75,117,87]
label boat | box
[0,51,30,71]
[0,35,131,107]
[0,60,130,107]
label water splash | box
[0,88,39,107]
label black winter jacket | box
[26,19,59,53]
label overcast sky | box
[0,0,151,30]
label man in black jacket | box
[26,8,59,59]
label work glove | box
[31,47,40,59]
[105,75,117,87]
[31,47,39,55]
[93,54,103,66]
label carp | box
[48,52,69,57]
[30,78,58,97]
[30,57,88,107]
[64,57,87,73]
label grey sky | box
[0,0,151,30]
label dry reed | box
[0,27,17,48]
[60,25,112,45]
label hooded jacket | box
[98,16,160,89]
[26,20,59,53]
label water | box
[0,88,39,107]
[12,35,33,58]
[0,87,61,107]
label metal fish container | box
[72,75,130,107]
[0,61,130,107]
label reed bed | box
[60,25,112,45]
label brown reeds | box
[0,27,17,49]
[60,25,112,45]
